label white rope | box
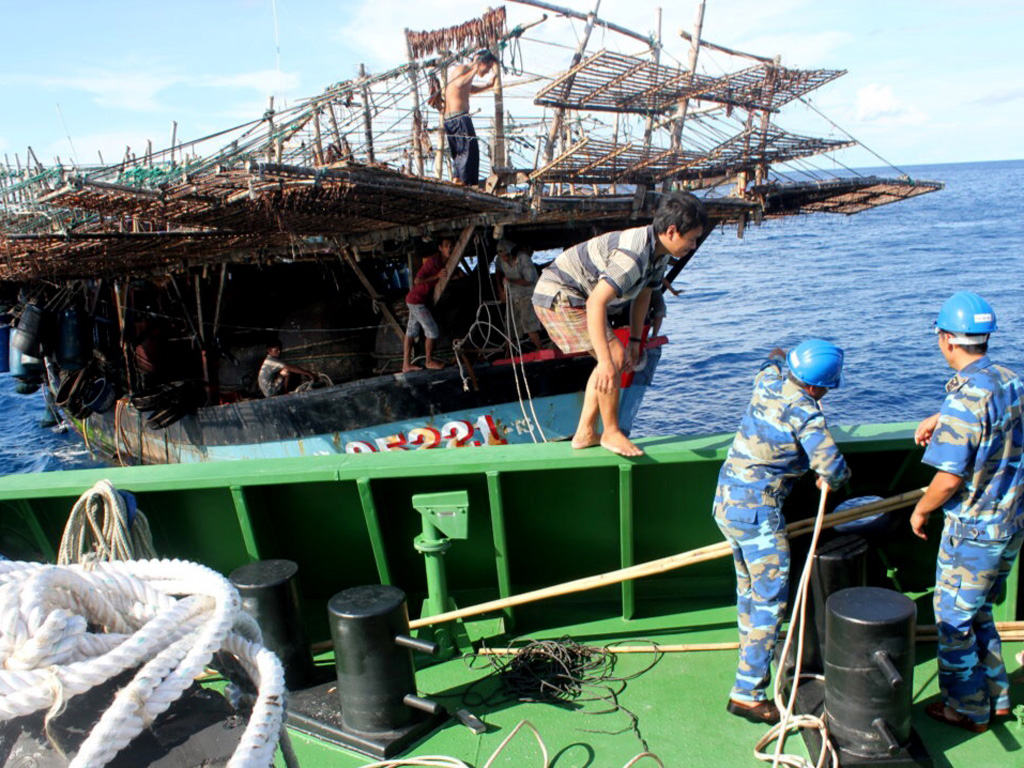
[752,484,839,768]
[57,480,157,565]
[0,559,285,768]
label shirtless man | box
[443,50,497,186]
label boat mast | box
[541,0,602,165]
[669,0,705,153]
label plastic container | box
[11,304,46,355]
[0,324,9,373]
[57,308,92,371]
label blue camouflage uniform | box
[714,356,850,703]
[922,355,1024,724]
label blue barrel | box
[11,304,45,355]
[0,325,9,373]
[57,308,92,371]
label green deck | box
[0,422,1020,766]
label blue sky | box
[1,0,1020,171]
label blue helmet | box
[935,291,996,344]
[787,339,844,389]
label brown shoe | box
[925,701,988,733]
[727,699,780,725]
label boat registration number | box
[344,415,508,453]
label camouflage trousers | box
[714,502,790,702]
[934,525,1024,724]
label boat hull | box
[67,352,659,464]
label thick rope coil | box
[0,559,284,768]
[57,480,157,565]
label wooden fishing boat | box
[0,1,941,466]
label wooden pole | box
[669,0,705,154]
[632,7,660,214]
[409,488,925,629]
[488,20,507,174]
[311,107,325,166]
[404,32,426,177]
[543,0,601,164]
[506,0,649,46]
[339,247,406,341]
[472,621,1024,656]
[436,63,448,180]
[433,225,475,303]
[359,64,375,164]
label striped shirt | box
[532,225,667,309]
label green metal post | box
[486,470,514,624]
[356,476,392,584]
[228,486,261,562]
[619,465,635,621]
[415,517,451,618]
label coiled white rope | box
[0,558,284,768]
[56,480,157,565]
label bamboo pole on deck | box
[473,622,1024,655]
[409,488,926,629]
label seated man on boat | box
[714,340,850,725]
[258,338,314,397]
[531,192,706,457]
[442,49,497,186]
[403,239,451,372]
[910,291,1024,734]
[496,239,543,352]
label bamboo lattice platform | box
[534,49,846,114]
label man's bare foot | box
[402,364,422,373]
[425,360,445,370]
[571,429,600,449]
[600,432,643,457]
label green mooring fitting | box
[412,491,469,540]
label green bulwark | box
[0,423,1020,767]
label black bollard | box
[824,587,916,759]
[230,559,316,689]
[325,584,444,757]
[791,534,868,675]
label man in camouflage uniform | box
[715,341,850,724]
[911,291,1024,734]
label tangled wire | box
[469,637,662,752]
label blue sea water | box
[635,158,1024,437]
[1,159,1022,474]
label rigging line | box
[797,95,908,177]
[271,0,283,106]
[55,104,80,168]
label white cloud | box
[199,69,302,95]
[856,83,926,125]
[42,70,182,113]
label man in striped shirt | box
[532,193,707,456]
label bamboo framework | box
[534,49,845,114]
[0,5,943,282]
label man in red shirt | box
[403,239,450,372]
